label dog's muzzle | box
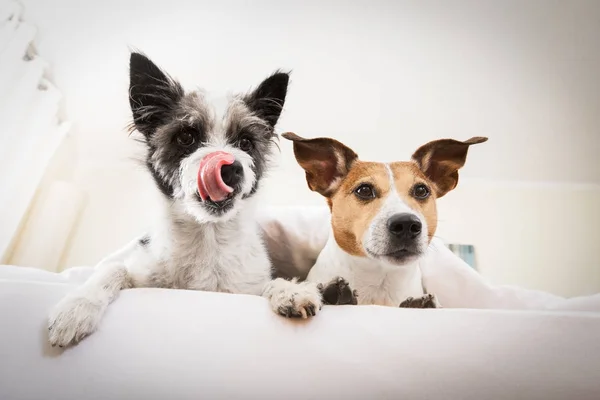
[382,213,423,262]
[197,151,243,203]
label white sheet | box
[1,278,599,400]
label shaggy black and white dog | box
[48,52,322,347]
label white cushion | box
[1,279,600,400]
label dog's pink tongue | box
[198,151,235,202]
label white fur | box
[263,278,322,318]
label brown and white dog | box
[282,132,487,308]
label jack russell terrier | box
[282,132,487,308]
[47,53,322,347]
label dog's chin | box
[185,192,245,223]
[366,247,423,266]
[381,249,423,266]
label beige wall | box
[435,182,600,297]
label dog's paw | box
[318,277,358,305]
[47,295,105,347]
[399,293,440,309]
[263,278,322,319]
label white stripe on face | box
[362,164,428,259]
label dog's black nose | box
[221,161,243,188]
[387,213,422,239]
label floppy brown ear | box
[282,132,358,196]
[412,136,488,198]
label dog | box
[47,53,322,347]
[282,132,487,308]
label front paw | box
[318,277,358,305]
[264,278,322,319]
[48,295,105,347]
[399,293,440,309]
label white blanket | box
[1,206,599,400]
[1,277,599,400]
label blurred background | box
[1,0,598,297]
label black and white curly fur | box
[47,52,322,347]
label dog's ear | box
[245,71,289,127]
[412,136,488,198]
[129,52,184,137]
[282,132,358,196]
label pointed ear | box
[282,132,358,196]
[412,136,488,198]
[129,52,184,137]
[245,71,289,127]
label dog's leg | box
[47,261,131,347]
[262,278,323,319]
[398,293,440,309]
[318,277,358,305]
[48,238,152,347]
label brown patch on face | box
[328,161,440,256]
[389,162,438,241]
[329,162,390,256]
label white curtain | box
[0,0,72,265]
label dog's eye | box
[354,183,376,200]
[412,183,430,200]
[177,131,195,147]
[239,136,253,152]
